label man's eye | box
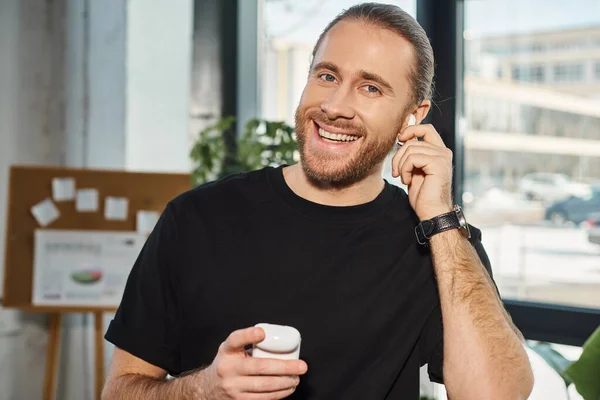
[365,85,380,94]
[319,73,336,82]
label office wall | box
[0,0,194,398]
[0,1,67,399]
[125,0,193,172]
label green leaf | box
[564,326,600,400]
[528,342,573,387]
[216,115,236,131]
[266,121,283,139]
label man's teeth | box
[318,128,359,142]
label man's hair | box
[311,2,435,105]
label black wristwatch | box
[415,205,471,245]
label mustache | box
[305,110,367,136]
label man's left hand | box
[391,124,453,221]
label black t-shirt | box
[105,166,493,399]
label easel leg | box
[94,312,105,400]
[43,313,62,400]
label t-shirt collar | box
[267,165,398,223]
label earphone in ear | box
[396,114,417,146]
[408,114,416,126]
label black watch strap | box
[415,210,460,245]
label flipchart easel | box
[2,165,191,400]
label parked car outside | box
[520,173,591,204]
[587,212,600,246]
[545,186,600,225]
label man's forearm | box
[429,230,533,400]
[102,371,204,400]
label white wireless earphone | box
[408,114,417,126]
[396,114,417,146]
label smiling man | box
[102,3,533,400]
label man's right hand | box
[198,326,308,400]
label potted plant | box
[190,116,298,186]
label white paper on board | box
[104,197,129,220]
[52,177,76,201]
[31,198,60,227]
[136,210,160,235]
[32,229,146,307]
[76,189,99,212]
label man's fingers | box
[392,141,441,178]
[237,357,308,376]
[238,375,300,393]
[400,153,444,185]
[238,387,297,400]
[398,124,445,147]
[221,327,265,353]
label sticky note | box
[104,197,129,221]
[76,189,99,212]
[52,177,75,201]
[136,210,160,235]
[31,198,60,227]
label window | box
[512,43,545,54]
[553,63,585,82]
[512,65,545,82]
[531,66,545,82]
[463,0,600,313]
[551,41,583,51]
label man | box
[103,3,533,399]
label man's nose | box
[321,87,356,120]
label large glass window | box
[463,0,600,310]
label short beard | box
[294,107,401,189]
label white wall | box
[0,1,67,399]
[65,0,127,169]
[0,0,194,399]
[61,2,128,398]
[125,0,194,173]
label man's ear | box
[414,99,431,124]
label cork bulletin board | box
[2,165,191,313]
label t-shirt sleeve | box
[419,225,495,384]
[104,203,182,375]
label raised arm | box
[429,229,533,399]
[394,122,534,399]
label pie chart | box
[70,268,103,284]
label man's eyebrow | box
[357,69,394,93]
[311,61,340,75]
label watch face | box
[454,205,471,239]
